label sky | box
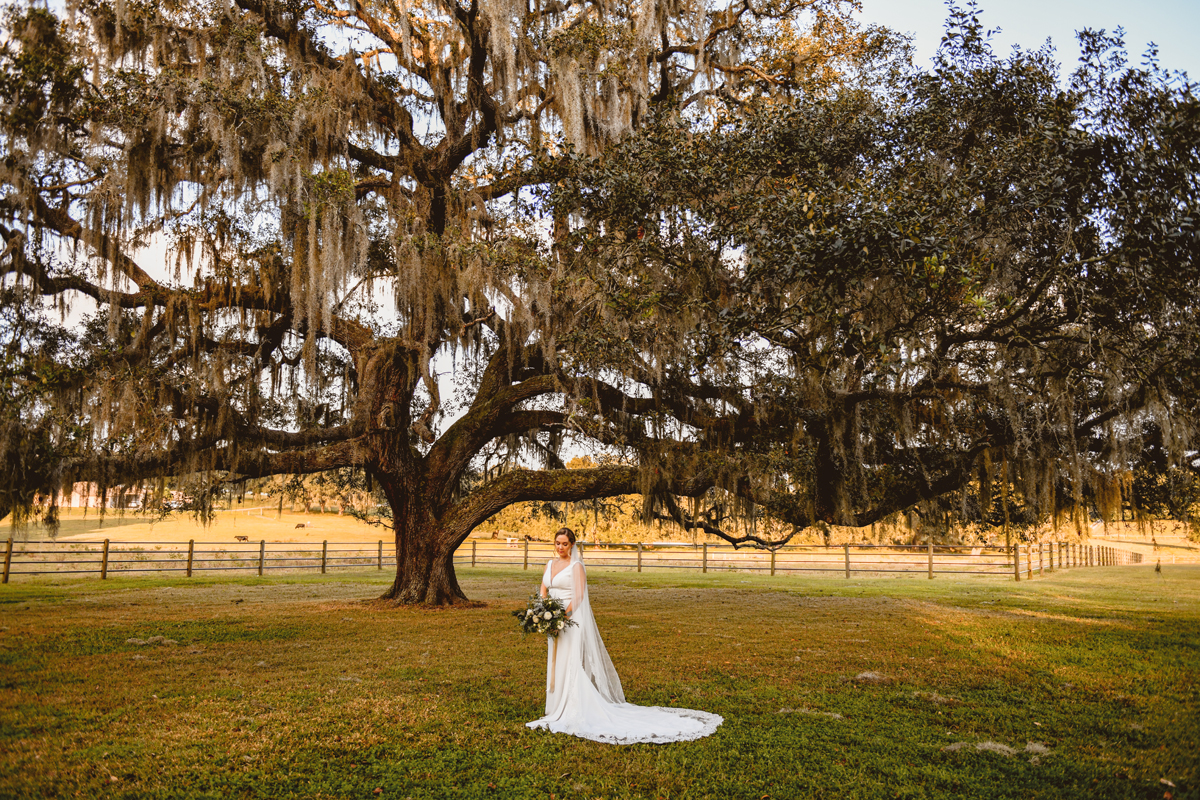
[856,0,1200,79]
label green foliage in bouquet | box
[513,595,577,638]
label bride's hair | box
[555,527,576,544]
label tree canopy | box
[550,13,1200,540]
[0,0,889,601]
[2,0,1198,603]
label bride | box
[526,527,723,744]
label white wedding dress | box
[526,545,723,744]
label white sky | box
[857,0,1199,79]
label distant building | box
[56,483,163,510]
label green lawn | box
[0,564,1196,799]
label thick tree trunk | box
[379,525,467,604]
[375,474,468,605]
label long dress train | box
[525,546,722,744]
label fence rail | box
[0,536,1142,584]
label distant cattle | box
[295,522,308,528]
[234,535,249,542]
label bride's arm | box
[566,562,586,615]
[539,561,550,598]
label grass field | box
[23,507,390,544]
[0,564,1196,799]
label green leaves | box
[547,9,1200,537]
[0,7,87,138]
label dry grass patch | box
[18,506,390,544]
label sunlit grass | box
[15,505,390,543]
[0,565,1196,798]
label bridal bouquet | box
[513,594,576,638]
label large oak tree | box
[0,0,883,602]
[2,2,1197,603]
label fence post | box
[1013,544,1020,581]
[186,539,194,577]
[471,540,476,568]
[100,539,110,580]
[321,540,327,574]
[2,536,12,584]
[637,542,642,573]
[523,539,529,570]
[1039,543,1044,575]
[258,540,265,576]
[770,548,776,577]
[928,539,934,580]
[1049,542,1054,571]
[379,540,384,570]
[844,544,851,579]
[702,542,708,573]
[1026,544,1033,580]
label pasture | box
[0,564,1196,799]
[22,507,390,544]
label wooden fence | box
[1,537,1142,583]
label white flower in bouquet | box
[514,594,577,639]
